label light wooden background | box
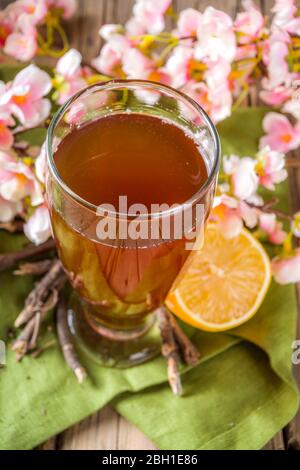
[1,0,299,450]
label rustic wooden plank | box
[176,0,200,9]
[37,436,57,450]
[261,0,274,14]
[196,0,239,15]
[58,406,119,450]
[114,0,136,23]
[263,432,286,450]
[117,415,157,450]
[65,0,103,62]
[284,150,300,450]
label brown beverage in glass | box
[46,80,220,367]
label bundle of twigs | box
[0,240,200,394]
[157,307,200,395]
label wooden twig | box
[14,260,66,327]
[12,318,36,360]
[12,266,66,360]
[0,238,56,272]
[247,199,293,221]
[14,259,54,276]
[30,340,56,358]
[157,307,182,396]
[12,308,46,360]
[260,196,279,211]
[168,312,200,365]
[56,293,87,384]
[29,312,42,350]
[12,309,52,361]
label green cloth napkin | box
[0,108,299,450]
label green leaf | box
[16,128,47,147]
[217,107,270,157]
[0,62,52,82]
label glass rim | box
[46,79,221,219]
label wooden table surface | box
[1,0,300,451]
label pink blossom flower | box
[180,63,232,124]
[121,48,171,101]
[0,150,43,206]
[125,17,145,35]
[204,58,232,122]
[208,85,232,123]
[65,101,86,124]
[0,120,13,150]
[272,249,300,284]
[65,91,111,124]
[215,210,243,238]
[283,16,300,34]
[177,8,202,37]
[0,64,52,128]
[122,47,154,79]
[132,0,171,35]
[56,48,81,77]
[272,0,296,25]
[259,85,291,106]
[212,195,258,238]
[282,98,300,120]
[260,112,300,152]
[212,196,243,238]
[54,48,86,105]
[195,7,236,62]
[255,146,287,190]
[16,0,48,25]
[0,196,22,223]
[265,29,290,88]
[223,154,258,200]
[134,88,161,105]
[165,46,194,88]
[4,28,37,62]
[0,104,14,150]
[259,213,287,244]
[92,35,131,76]
[0,15,12,47]
[3,6,39,61]
[133,68,171,104]
[180,80,210,122]
[99,24,123,41]
[239,200,258,228]
[138,74,171,105]
[234,0,264,44]
[235,43,257,61]
[272,0,300,33]
[24,204,51,245]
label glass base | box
[67,293,161,368]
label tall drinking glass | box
[46,80,220,367]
